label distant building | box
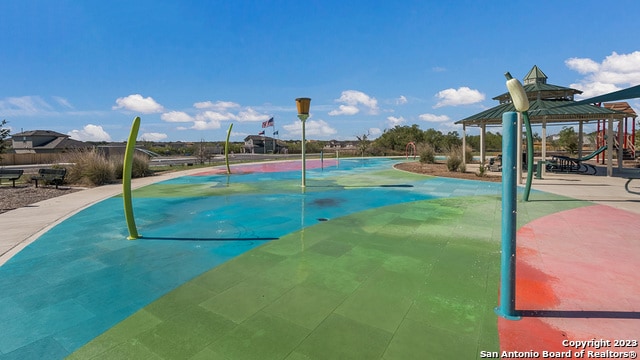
[243,135,288,154]
[322,140,358,151]
[11,130,90,154]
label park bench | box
[624,169,640,196]
[31,168,67,189]
[0,169,24,187]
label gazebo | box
[456,65,636,177]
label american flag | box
[258,130,265,135]
[262,117,274,128]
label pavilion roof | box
[456,65,629,127]
[456,99,627,127]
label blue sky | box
[1,0,639,143]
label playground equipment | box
[405,142,417,160]
[546,145,607,175]
[595,103,636,163]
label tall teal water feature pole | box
[495,111,521,320]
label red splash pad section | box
[499,204,640,355]
[192,159,338,176]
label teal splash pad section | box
[0,158,496,358]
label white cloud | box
[68,124,112,142]
[192,120,222,130]
[565,57,600,74]
[52,96,74,109]
[193,100,240,110]
[329,90,379,116]
[396,95,408,105]
[236,107,271,122]
[566,51,640,98]
[161,111,194,122]
[419,113,450,122]
[112,94,164,113]
[191,111,230,130]
[368,127,382,136]
[139,132,168,141]
[328,105,359,116]
[0,96,53,116]
[387,116,405,127]
[283,119,337,137]
[434,87,485,108]
[195,111,234,122]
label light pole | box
[295,97,311,187]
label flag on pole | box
[273,130,279,135]
[258,130,265,135]
[262,117,274,128]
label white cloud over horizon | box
[0,96,54,116]
[433,87,485,108]
[386,116,405,127]
[68,124,112,142]
[419,113,450,122]
[161,111,194,123]
[566,51,640,99]
[139,132,168,141]
[283,119,337,137]
[113,94,164,114]
[53,96,74,109]
[193,100,240,110]
[329,90,379,116]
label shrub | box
[63,150,115,186]
[131,153,152,178]
[477,161,487,177]
[112,156,124,179]
[112,153,152,179]
[465,145,474,163]
[419,144,436,164]
[446,146,463,172]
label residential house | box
[243,135,288,154]
[11,130,90,154]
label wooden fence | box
[0,153,61,166]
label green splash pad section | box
[68,193,589,360]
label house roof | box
[12,130,69,138]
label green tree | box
[356,132,369,157]
[374,124,425,153]
[442,131,462,150]
[558,126,578,154]
[0,120,10,161]
[423,128,445,152]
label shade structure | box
[569,84,640,106]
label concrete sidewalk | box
[530,167,640,215]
